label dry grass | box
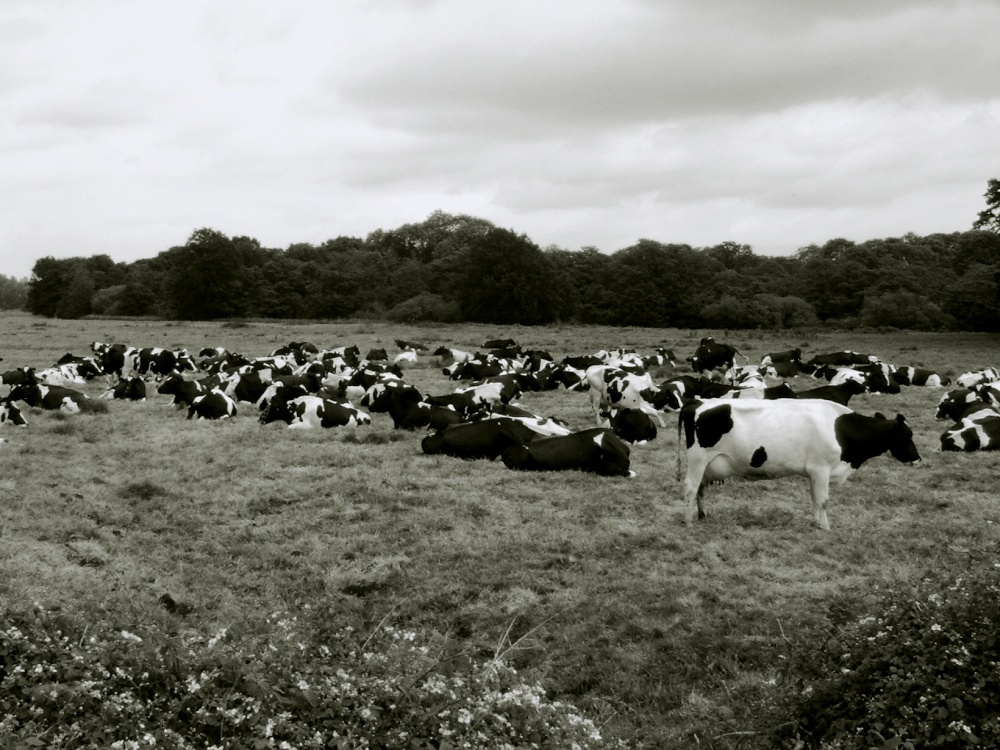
[2,311,1000,747]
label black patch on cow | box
[750,446,768,468]
[694,403,733,448]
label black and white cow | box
[91,342,133,378]
[686,338,745,374]
[501,428,635,478]
[7,382,90,413]
[1,400,27,428]
[891,366,950,387]
[260,395,370,428]
[678,399,921,530]
[421,419,539,460]
[584,366,663,426]
[934,388,986,421]
[187,390,238,420]
[940,406,1000,451]
[956,367,1000,389]
[157,373,212,409]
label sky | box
[2,0,999,280]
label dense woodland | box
[14,201,1000,331]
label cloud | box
[1,0,998,280]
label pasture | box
[3,312,1000,748]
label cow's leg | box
[808,470,832,531]
[682,461,708,525]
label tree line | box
[19,208,1000,331]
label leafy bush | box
[774,565,1000,749]
[1,602,627,749]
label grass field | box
[3,311,1000,748]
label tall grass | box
[2,313,1000,747]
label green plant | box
[774,565,1000,749]
[1,601,628,749]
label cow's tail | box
[736,347,749,365]
[676,411,684,482]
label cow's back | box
[684,399,852,480]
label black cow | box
[760,348,801,366]
[483,337,517,350]
[762,360,807,378]
[365,348,389,361]
[610,408,658,443]
[793,379,867,406]
[364,382,462,431]
[421,419,538,460]
[0,367,36,387]
[805,351,878,369]
[502,428,634,478]
[395,339,428,352]
[103,376,147,401]
[686,337,745,374]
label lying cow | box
[501,428,635,478]
[421,418,538,460]
[260,395,371,428]
[187,390,238,420]
[610,408,658,443]
[678,399,921,530]
[7,382,91,413]
[892,366,950,387]
[363,382,462,431]
[940,406,1000,451]
[102,376,147,401]
[1,400,27,428]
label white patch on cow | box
[60,396,81,413]
[394,351,418,364]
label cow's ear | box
[873,411,886,420]
[896,414,907,424]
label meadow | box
[2,311,1000,748]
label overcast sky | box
[2,1,998,280]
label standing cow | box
[686,338,746,375]
[678,399,921,530]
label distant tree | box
[27,257,78,317]
[973,178,1000,233]
[0,274,28,310]
[859,291,951,331]
[163,228,254,319]
[457,228,556,325]
[55,266,95,319]
[944,264,1000,331]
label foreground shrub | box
[1,602,627,749]
[774,564,1000,749]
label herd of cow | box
[2,335,999,530]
